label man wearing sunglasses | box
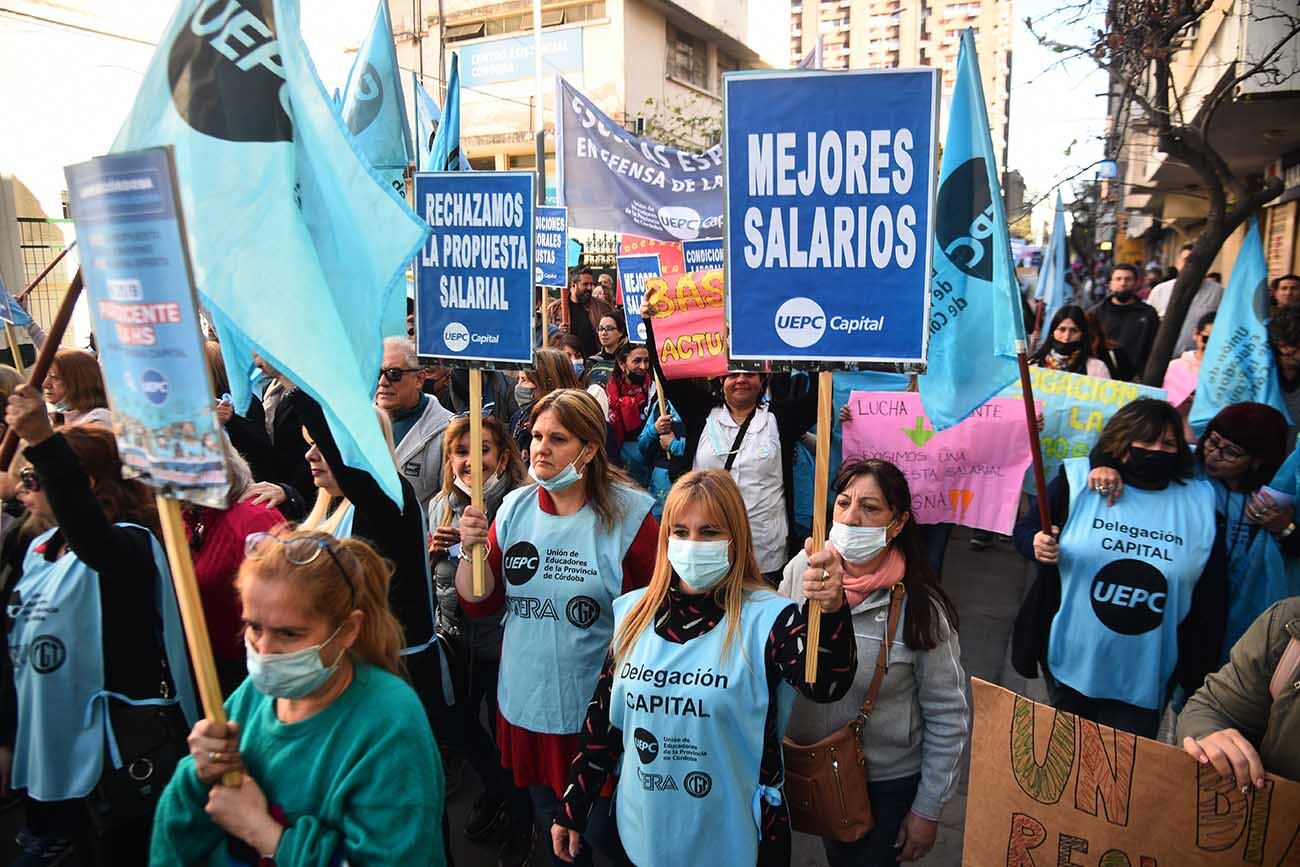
[375,337,453,512]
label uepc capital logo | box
[634,727,659,764]
[141,369,170,405]
[774,297,826,348]
[1090,559,1168,635]
[344,63,382,135]
[935,158,995,281]
[503,541,540,585]
[169,0,293,143]
[443,322,470,353]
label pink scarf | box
[841,547,906,608]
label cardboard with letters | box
[535,205,568,288]
[841,392,1037,533]
[964,679,1300,866]
[616,253,660,343]
[64,147,228,506]
[414,170,535,365]
[998,368,1168,493]
[723,69,938,364]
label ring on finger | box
[209,751,221,762]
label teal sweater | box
[150,661,445,866]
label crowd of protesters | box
[0,257,1295,867]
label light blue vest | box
[1050,458,1215,709]
[9,524,198,801]
[609,588,795,866]
[496,484,653,733]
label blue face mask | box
[667,538,732,592]
[529,458,585,493]
[573,360,585,377]
[245,623,345,699]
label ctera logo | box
[934,158,995,281]
[1090,559,1168,635]
[657,206,702,241]
[633,727,659,764]
[503,541,540,585]
[343,63,383,135]
[774,297,826,348]
[168,0,292,143]
[141,369,170,406]
[443,322,470,353]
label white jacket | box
[393,396,454,512]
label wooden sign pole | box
[155,496,240,785]
[804,370,834,685]
[468,368,486,596]
[16,240,76,303]
[654,371,668,418]
[1015,340,1052,533]
[4,323,25,376]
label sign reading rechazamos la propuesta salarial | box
[415,171,535,365]
[724,70,938,364]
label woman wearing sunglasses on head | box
[1,386,198,865]
[1086,402,1298,660]
[149,529,446,866]
[457,389,659,867]
[552,470,856,866]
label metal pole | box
[437,0,446,102]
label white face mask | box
[454,470,500,497]
[667,538,731,592]
[828,520,893,565]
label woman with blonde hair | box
[457,388,658,866]
[149,529,446,865]
[43,349,111,428]
[510,348,580,453]
[551,469,857,866]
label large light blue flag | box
[412,71,441,171]
[341,0,412,193]
[112,0,430,505]
[917,29,1024,430]
[1034,191,1070,340]
[1189,219,1289,434]
[428,52,463,173]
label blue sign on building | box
[459,28,584,88]
[414,171,535,365]
[64,147,228,502]
[723,69,938,364]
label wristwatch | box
[1277,522,1296,540]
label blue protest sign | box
[460,28,583,88]
[616,254,661,344]
[64,147,227,504]
[535,206,568,288]
[723,69,938,364]
[683,238,723,272]
[414,171,535,364]
[557,77,722,241]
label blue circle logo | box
[141,369,169,405]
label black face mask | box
[1050,338,1083,356]
[1113,290,1136,303]
[627,370,648,385]
[1124,446,1179,488]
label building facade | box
[788,0,1013,168]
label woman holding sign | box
[2,387,197,864]
[456,389,658,866]
[1014,399,1228,737]
[149,529,446,866]
[551,469,856,866]
[779,459,968,867]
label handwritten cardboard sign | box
[841,393,1035,533]
[964,679,1300,866]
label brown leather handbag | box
[782,584,905,843]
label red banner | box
[620,235,727,379]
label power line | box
[0,7,158,47]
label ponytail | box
[301,489,353,536]
[334,537,406,676]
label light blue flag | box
[917,29,1024,431]
[1034,191,1070,339]
[412,71,441,172]
[112,0,431,505]
[0,275,34,328]
[341,0,412,192]
[1189,219,1289,434]
[428,52,463,173]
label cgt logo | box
[168,0,292,143]
[658,206,702,241]
[443,322,470,353]
[503,541,540,585]
[141,369,170,406]
[566,595,600,630]
[683,771,712,798]
[774,297,826,348]
[634,727,659,764]
[29,635,66,674]
[935,158,995,281]
[1090,559,1168,635]
[344,63,382,135]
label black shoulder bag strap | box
[723,409,757,472]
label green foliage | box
[637,96,721,151]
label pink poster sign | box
[841,392,1038,534]
[1162,361,1198,408]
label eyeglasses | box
[18,467,40,493]
[453,402,496,420]
[596,325,620,333]
[244,532,357,607]
[380,367,422,384]
[1202,433,1247,461]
